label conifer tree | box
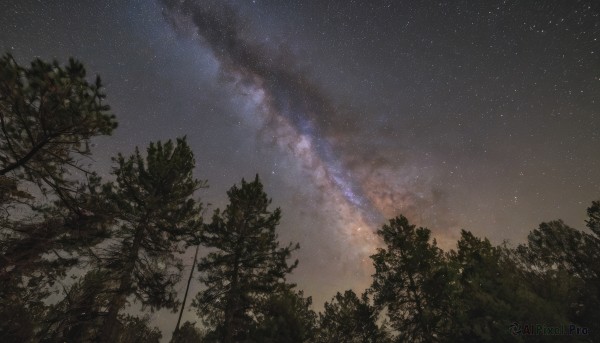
[0,54,116,340]
[523,203,600,341]
[0,53,117,279]
[193,175,298,342]
[96,138,204,342]
[450,231,521,341]
[251,289,317,343]
[316,290,388,343]
[369,216,453,342]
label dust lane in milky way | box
[159,0,445,252]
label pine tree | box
[251,289,317,343]
[523,203,600,341]
[0,53,117,278]
[193,175,299,342]
[369,216,453,342]
[449,231,519,342]
[0,54,116,339]
[316,290,389,343]
[96,138,205,342]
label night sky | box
[1,0,599,335]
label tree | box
[449,230,512,341]
[173,243,201,339]
[0,53,117,277]
[96,138,205,342]
[450,231,517,342]
[251,289,317,343]
[316,290,388,343]
[447,229,588,343]
[369,216,453,342]
[0,53,116,218]
[0,54,116,340]
[522,204,600,341]
[193,175,299,342]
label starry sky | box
[1,0,599,335]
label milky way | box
[159,0,450,255]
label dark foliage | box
[95,138,205,342]
[250,289,317,343]
[0,53,116,340]
[193,176,299,342]
[317,289,389,343]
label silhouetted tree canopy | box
[0,54,116,341]
[316,289,389,343]
[193,175,299,342]
[250,289,317,343]
[95,138,205,342]
[370,216,453,342]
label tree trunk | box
[223,252,240,343]
[99,226,145,343]
[173,243,200,338]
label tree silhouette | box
[193,175,299,342]
[317,290,389,343]
[251,289,317,343]
[522,204,600,341]
[0,54,116,340]
[370,216,453,342]
[96,138,205,342]
[0,53,116,279]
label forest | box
[1,55,598,343]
